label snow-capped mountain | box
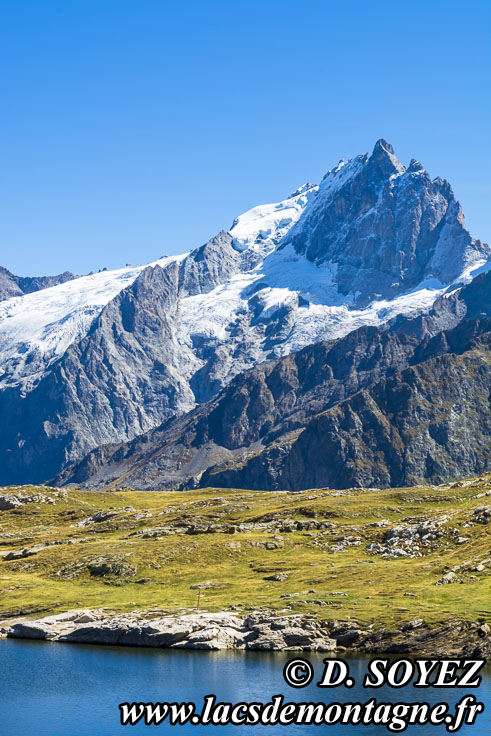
[0,257,185,392]
[0,139,488,485]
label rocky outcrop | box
[392,269,491,340]
[4,544,52,561]
[366,516,450,559]
[3,610,336,652]
[178,231,241,297]
[0,488,66,510]
[2,609,489,657]
[0,265,77,302]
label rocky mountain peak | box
[375,138,394,153]
[366,138,406,179]
[407,158,424,173]
[283,140,488,304]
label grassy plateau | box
[0,476,490,628]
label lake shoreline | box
[1,608,489,658]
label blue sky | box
[1,0,490,276]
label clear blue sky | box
[1,0,490,276]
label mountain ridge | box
[0,139,488,486]
[0,265,77,302]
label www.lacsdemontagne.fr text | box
[119,693,484,732]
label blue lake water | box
[0,639,489,736]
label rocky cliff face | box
[0,263,193,484]
[1,140,488,485]
[285,140,487,304]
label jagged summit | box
[0,140,488,484]
[284,139,488,303]
[407,158,424,173]
[366,138,406,178]
[375,138,395,153]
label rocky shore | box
[1,609,489,658]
